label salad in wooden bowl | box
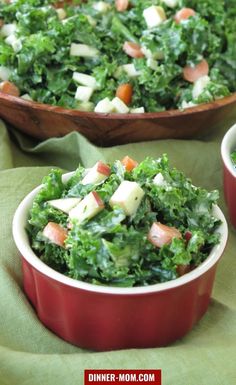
[1,0,236,144]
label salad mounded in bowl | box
[0,0,235,114]
[27,155,222,287]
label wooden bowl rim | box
[1,91,236,120]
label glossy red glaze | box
[22,256,217,351]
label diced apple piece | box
[48,198,81,213]
[174,8,196,24]
[94,97,115,113]
[86,15,97,27]
[148,222,182,248]
[121,63,141,77]
[73,72,98,89]
[81,161,111,185]
[21,94,33,101]
[56,8,67,20]
[109,181,145,216]
[69,191,104,224]
[93,1,111,13]
[153,172,167,187]
[141,46,163,60]
[0,23,17,37]
[111,97,129,113]
[143,6,166,29]
[161,0,179,8]
[146,57,158,70]
[183,59,209,83]
[123,41,144,58]
[75,86,94,102]
[76,101,94,112]
[130,107,145,113]
[42,222,68,247]
[115,0,129,12]
[70,43,99,58]
[192,75,210,99]
[0,65,11,81]
[5,34,22,52]
[181,100,197,109]
[141,46,153,59]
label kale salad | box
[27,155,221,287]
[0,0,235,113]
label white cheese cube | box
[48,198,81,214]
[192,75,210,99]
[81,161,110,185]
[75,86,94,102]
[0,66,11,81]
[69,191,104,224]
[0,23,17,37]
[93,1,111,13]
[111,97,129,114]
[143,6,166,29]
[130,107,145,113]
[161,0,179,8]
[94,97,115,113]
[70,43,99,58]
[109,181,145,216]
[73,72,98,89]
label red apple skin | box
[43,222,68,247]
[185,231,192,242]
[96,161,111,176]
[91,191,105,208]
[148,222,182,248]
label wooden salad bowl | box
[1,92,236,146]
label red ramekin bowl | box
[221,123,236,229]
[12,173,228,351]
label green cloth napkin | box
[0,119,236,385]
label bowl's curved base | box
[22,257,217,351]
[1,93,236,145]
